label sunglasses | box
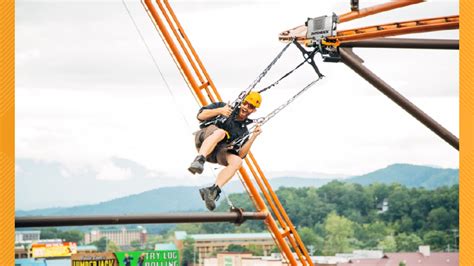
[242,101,256,110]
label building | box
[174,231,276,265]
[337,246,458,266]
[76,245,98,253]
[198,245,459,266]
[204,253,289,266]
[15,245,32,259]
[15,258,71,266]
[16,230,41,244]
[84,226,147,247]
[376,198,389,213]
[337,252,458,266]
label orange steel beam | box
[339,0,424,23]
[249,152,312,261]
[142,1,313,265]
[333,15,459,42]
[239,167,299,265]
[161,0,220,103]
[279,15,458,44]
[245,156,308,264]
[142,0,209,105]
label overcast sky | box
[16,0,459,208]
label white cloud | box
[59,167,72,178]
[15,0,459,178]
[96,160,132,181]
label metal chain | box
[229,77,324,149]
[258,49,317,94]
[210,167,236,208]
[259,77,323,125]
[230,41,294,108]
[211,41,294,127]
[221,190,236,209]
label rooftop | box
[338,252,458,266]
[174,231,272,241]
[77,245,98,251]
[155,243,177,250]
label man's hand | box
[238,124,262,158]
[252,124,262,138]
[219,104,232,117]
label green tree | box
[59,230,84,244]
[323,212,355,255]
[386,186,412,222]
[377,235,397,252]
[356,221,388,249]
[277,187,333,228]
[247,244,264,256]
[163,183,458,252]
[426,207,451,231]
[423,231,449,251]
[145,234,165,250]
[368,183,391,207]
[395,233,422,251]
[226,244,249,253]
[175,224,203,234]
[40,229,84,244]
[40,228,60,240]
[396,216,414,233]
[131,240,142,250]
[91,237,108,252]
[106,240,121,252]
[299,227,324,255]
[181,237,196,266]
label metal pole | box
[340,48,459,150]
[341,38,459,50]
[339,0,423,23]
[15,212,268,228]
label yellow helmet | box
[243,91,262,108]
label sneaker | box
[188,155,206,175]
[199,185,221,211]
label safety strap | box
[227,43,325,150]
[200,41,294,129]
[230,40,294,108]
[212,41,324,150]
[228,76,324,150]
[258,48,319,94]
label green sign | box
[115,251,179,266]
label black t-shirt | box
[198,102,253,149]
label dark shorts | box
[194,125,230,166]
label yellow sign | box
[32,242,77,258]
[71,252,118,266]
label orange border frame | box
[0,0,15,265]
[0,0,470,264]
[460,0,472,264]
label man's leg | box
[198,129,227,157]
[188,127,227,175]
[200,153,242,211]
[215,154,242,188]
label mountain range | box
[15,163,458,217]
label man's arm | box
[238,124,262,158]
[197,102,232,121]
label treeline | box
[174,181,458,255]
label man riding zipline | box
[188,92,263,211]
